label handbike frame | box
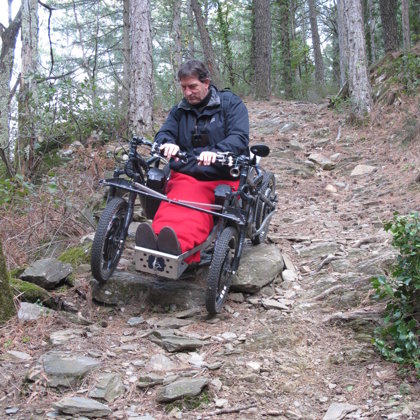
[99,137,276,280]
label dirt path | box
[1,98,419,419]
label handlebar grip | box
[176,151,188,163]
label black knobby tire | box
[252,171,276,245]
[91,197,128,283]
[206,226,238,315]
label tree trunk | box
[0,5,21,177]
[128,0,153,135]
[190,0,221,88]
[171,0,182,94]
[308,0,324,85]
[336,0,348,87]
[122,0,130,119]
[401,0,411,52]
[0,240,16,324]
[17,0,39,179]
[379,0,399,52]
[343,0,372,116]
[367,0,377,63]
[252,0,272,100]
[277,0,293,98]
[216,1,235,87]
[186,0,195,58]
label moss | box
[10,267,26,279]
[58,245,91,269]
[0,242,16,323]
[9,278,51,303]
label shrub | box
[371,212,420,375]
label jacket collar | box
[177,85,220,113]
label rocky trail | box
[1,96,419,419]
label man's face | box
[180,76,210,105]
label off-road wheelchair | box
[91,136,277,314]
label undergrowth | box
[371,212,420,376]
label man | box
[136,59,249,263]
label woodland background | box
[0,0,419,318]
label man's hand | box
[198,151,217,166]
[160,143,180,161]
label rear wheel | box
[206,226,238,315]
[91,197,128,282]
[252,172,276,245]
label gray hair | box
[177,60,210,82]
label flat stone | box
[28,352,101,388]
[127,317,145,326]
[145,354,178,372]
[53,397,111,417]
[308,153,335,170]
[18,302,52,322]
[261,298,290,311]
[295,242,340,259]
[281,269,298,282]
[91,270,206,310]
[350,164,376,176]
[323,402,358,420]
[89,373,125,402]
[20,258,72,290]
[137,373,165,388]
[50,329,84,346]
[156,377,209,403]
[148,317,194,329]
[149,331,205,353]
[6,350,32,362]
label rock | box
[350,164,376,176]
[156,377,209,403]
[6,350,32,362]
[323,402,358,420]
[279,122,300,133]
[137,373,164,388]
[91,270,205,310]
[127,317,145,326]
[149,330,206,353]
[27,352,101,387]
[18,302,52,322]
[20,258,72,290]
[9,277,51,303]
[308,153,336,170]
[53,396,111,417]
[325,184,338,193]
[295,242,341,259]
[145,354,178,372]
[89,373,125,402]
[289,140,304,151]
[262,298,290,311]
[231,245,284,293]
[281,269,298,282]
[148,317,194,329]
[50,329,85,346]
[228,292,245,303]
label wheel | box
[91,197,128,282]
[206,226,238,315]
[252,171,276,245]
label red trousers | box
[152,171,239,263]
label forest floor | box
[0,92,419,419]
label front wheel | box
[91,197,129,283]
[205,226,238,315]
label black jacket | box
[154,86,249,180]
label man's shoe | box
[135,223,157,249]
[157,227,182,255]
